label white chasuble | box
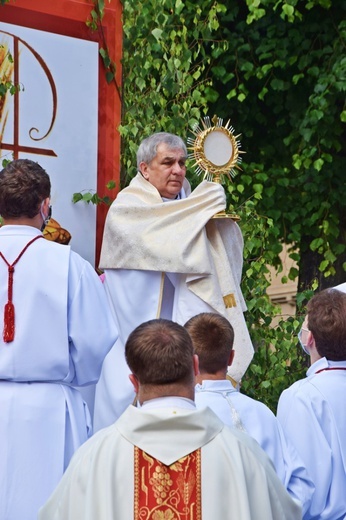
[39,406,302,520]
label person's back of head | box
[307,288,346,361]
[125,318,195,391]
[184,312,234,375]
[0,159,50,220]
[136,132,187,170]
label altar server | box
[0,159,118,520]
[277,287,346,519]
[185,312,314,517]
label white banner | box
[0,21,99,266]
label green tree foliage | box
[204,1,345,405]
[207,0,346,291]
[120,0,345,409]
[120,0,229,185]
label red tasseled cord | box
[0,235,42,343]
[3,264,15,342]
[4,303,15,342]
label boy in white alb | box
[277,288,346,519]
[185,312,314,517]
[0,159,118,520]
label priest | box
[94,131,254,430]
[40,318,301,520]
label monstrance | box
[187,115,245,220]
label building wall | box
[266,247,297,323]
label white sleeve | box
[67,253,118,386]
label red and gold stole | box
[134,446,202,520]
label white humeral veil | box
[94,174,254,428]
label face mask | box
[40,201,52,231]
[298,327,310,355]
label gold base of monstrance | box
[187,115,245,221]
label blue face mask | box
[40,201,52,231]
[298,327,310,355]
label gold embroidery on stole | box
[134,447,202,519]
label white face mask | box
[298,327,310,355]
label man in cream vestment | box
[40,319,301,520]
[94,132,254,430]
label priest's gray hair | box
[137,132,187,170]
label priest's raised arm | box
[93,132,254,431]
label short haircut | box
[0,159,50,219]
[307,288,346,361]
[137,132,187,170]
[125,318,195,385]
[184,313,234,374]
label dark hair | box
[307,288,346,361]
[125,319,194,385]
[0,159,50,219]
[184,313,234,373]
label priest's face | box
[140,143,187,199]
